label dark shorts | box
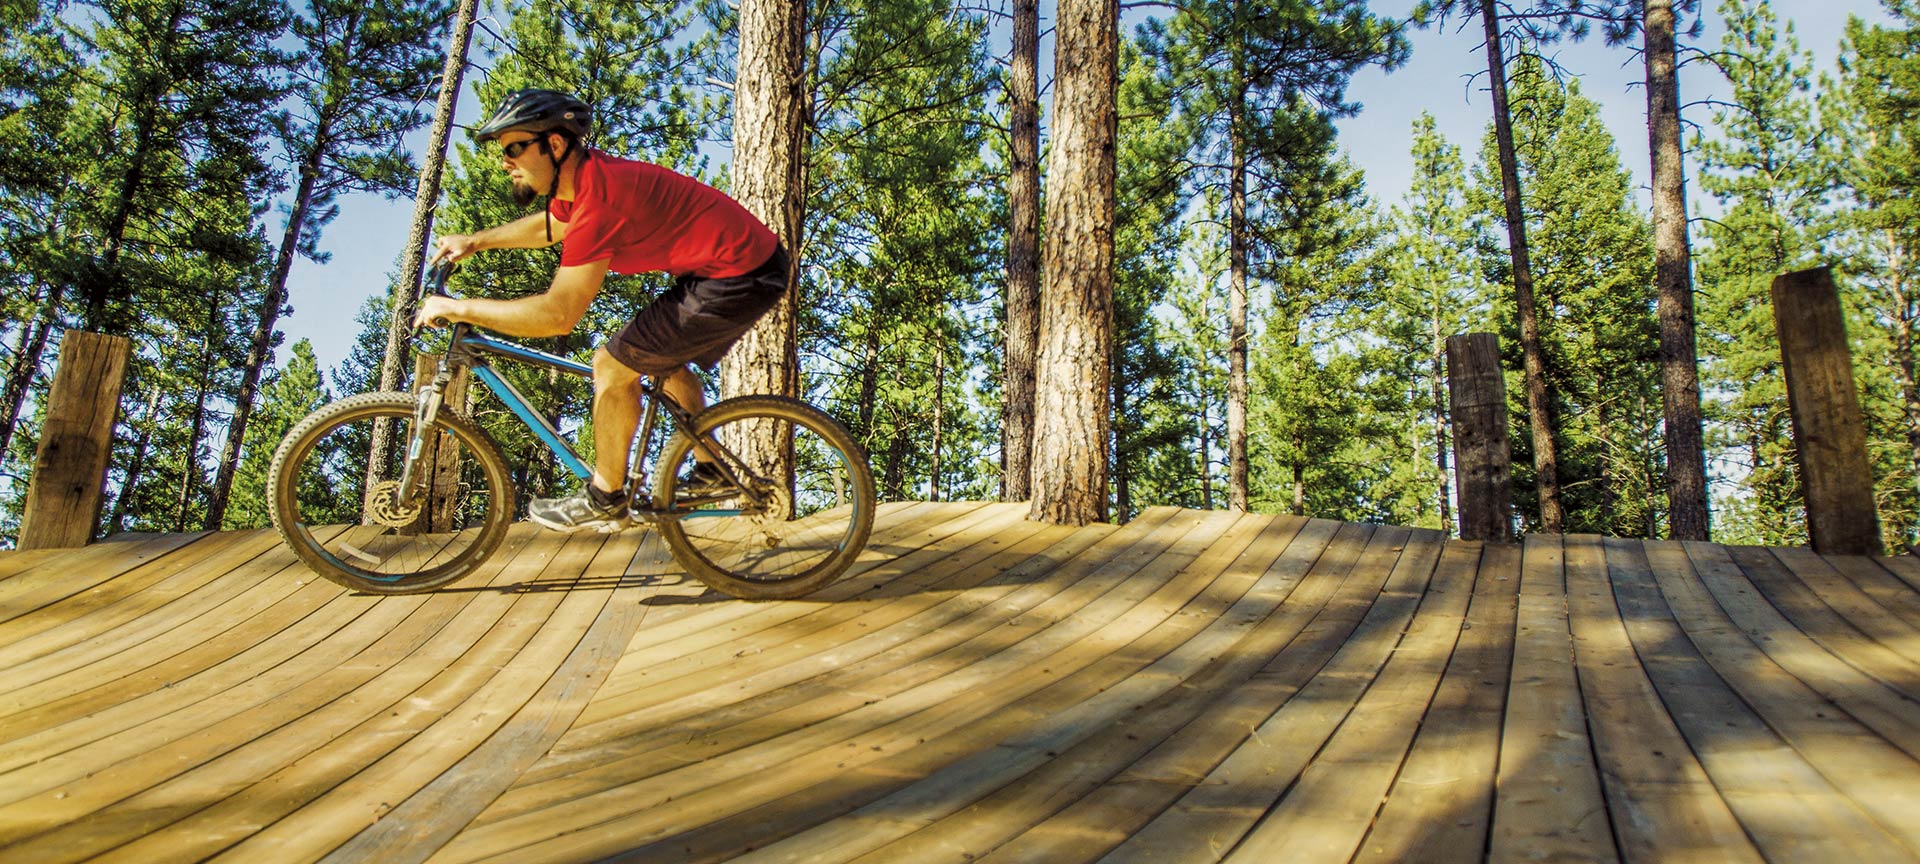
[604,246,789,377]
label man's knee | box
[593,346,642,387]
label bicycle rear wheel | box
[269,392,515,594]
[652,395,875,600]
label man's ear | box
[549,131,572,160]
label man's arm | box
[432,211,570,264]
[413,259,611,337]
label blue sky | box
[278,0,1897,378]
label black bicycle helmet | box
[472,89,592,143]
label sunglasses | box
[501,138,548,159]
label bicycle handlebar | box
[419,260,457,330]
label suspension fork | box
[394,354,455,507]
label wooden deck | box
[2,502,1918,863]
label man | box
[414,89,789,533]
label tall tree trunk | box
[1029,0,1118,526]
[1646,0,1710,540]
[725,0,807,402]
[109,382,163,533]
[1002,0,1042,503]
[1479,0,1564,533]
[207,152,323,529]
[1886,242,1920,538]
[370,0,478,492]
[1227,97,1250,513]
[1430,296,1454,535]
[174,308,220,531]
[0,284,59,464]
[855,319,881,440]
[931,338,944,502]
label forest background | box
[1,0,1915,548]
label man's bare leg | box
[590,347,646,494]
[591,357,711,495]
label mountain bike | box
[266,262,875,600]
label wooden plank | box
[623,513,1286,864]
[0,530,271,659]
[968,519,1369,864]
[1827,554,1920,631]
[0,527,334,715]
[0,528,547,860]
[1768,545,1920,669]
[197,531,639,864]
[1705,546,1920,758]
[1227,529,1473,862]
[545,504,1138,765]
[19,330,131,550]
[1489,534,1616,864]
[0,531,209,622]
[1564,535,1758,863]
[0,526,352,739]
[727,515,1316,864]
[1877,553,1920,594]
[1635,539,1917,861]
[1098,524,1435,864]
[321,532,651,864]
[576,501,1040,726]
[53,530,595,864]
[428,510,1227,862]
[507,515,1113,801]
[1356,540,1521,864]
[560,504,1055,750]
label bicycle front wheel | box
[653,395,875,600]
[269,392,515,594]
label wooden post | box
[18,330,131,549]
[1772,266,1882,555]
[1448,333,1514,542]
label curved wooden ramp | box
[3,503,1920,863]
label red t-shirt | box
[548,151,778,278]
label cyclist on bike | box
[414,88,789,533]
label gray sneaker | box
[528,488,626,533]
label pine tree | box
[223,339,331,530]
[1833,5,1920,546]
[205,0,450,529]
[1475,58,1660,537]
[1694,0,1829,544]
[1381,113,1492,534]
[1144,0,1406,512]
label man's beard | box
[511,180,540,208]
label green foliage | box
[224,340,332,529]
[1830,2,1920,547]
[795,0,1000,501]
[1474,57,1661,536]
[1694,0,1830,544]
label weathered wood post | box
[1772,266,1882,555]
[18,330,132,549]
[1448,333,1514,542]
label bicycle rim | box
[654,396,875,600]
[269,392,514,594]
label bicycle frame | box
[405,321,756,522]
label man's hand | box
[413,295,461,329]
[431,233,482,265]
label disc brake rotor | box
[365,479,423,528]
